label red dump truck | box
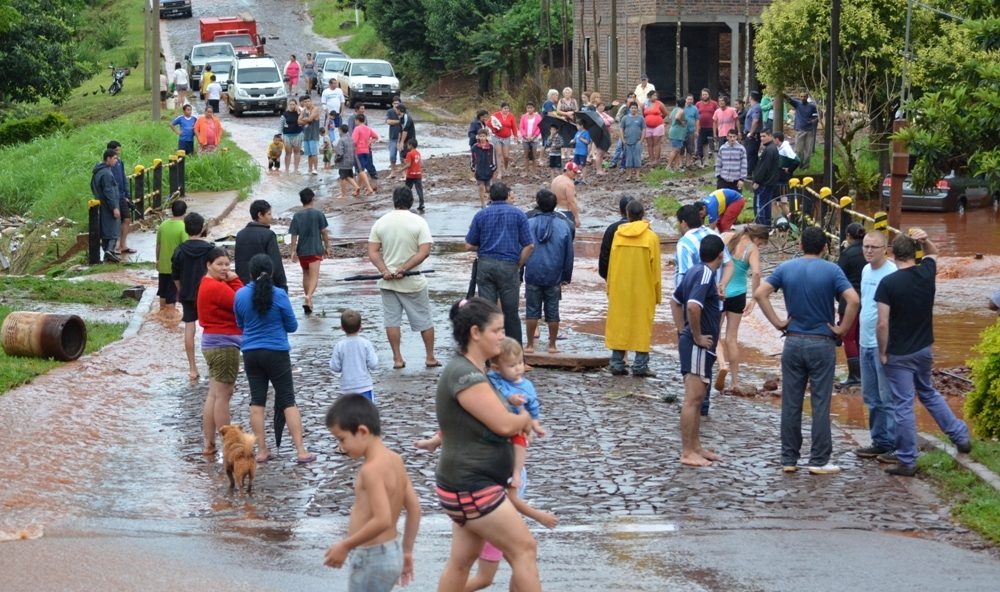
[199,14,266,57]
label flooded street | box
[2,4,1000,590]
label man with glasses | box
[854,231,897,461]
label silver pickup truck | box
[185,42,236,91]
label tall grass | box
[0,112,259,221]
[309,0,362,38]
[341,22,390,60]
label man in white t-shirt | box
[205,75,223,114]
[634,74,656,106]
[367,185,439,369]
[321,78,345,139]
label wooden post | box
[889,118,908,230]
[88,200,102,264]
[152,159,163,209]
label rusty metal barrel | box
[1,312,88,361]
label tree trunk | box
[561,0,570,88]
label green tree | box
[365,0,430,62]
[896,11,1000,192]
[755,0,921,198]
[465,0,562,89]
[422,0,515,70]
[0,0,91,107]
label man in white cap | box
[551,162,582,239]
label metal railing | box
[88,150,187,264]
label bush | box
[0,113,71,147]
[966,320,1000,438]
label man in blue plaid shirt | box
[465,182,535,344]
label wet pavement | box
[3,5,1000,590]
[4,182,1000,589]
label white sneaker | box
[807,463,841,475]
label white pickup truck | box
[338,59,400,108]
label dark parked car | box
[159,0,192,19]
[313,50,347,71]
[881,173,999,214]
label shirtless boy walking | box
[324,395,421,591]
[550,162,582,238]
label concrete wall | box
[574,0,770,102]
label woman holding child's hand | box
[434,297,541,592]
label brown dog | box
[220,424,257,494]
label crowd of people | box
[92,64,986,589]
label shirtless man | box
[324,395,420,589]
[550,162,582,238]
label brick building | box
[573,0,772,103]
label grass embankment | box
[308,0,388,59]
[0,276,134,394]
[2,0,259,273]
[919,441,1000,546]
[37,0,151,124]
[0,111,259,222]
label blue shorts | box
[573,153,587,166]
[670,138,685,150]
[302,139,319,157]
[357,152,373,173]
[525,283,561,322]
[679,332,716,384]
[178,139,195,156]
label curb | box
[918,433,1000,494]
[122,286,158,339]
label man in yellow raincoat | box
[606,199,661,377]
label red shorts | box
[718,197,745,232]
[298,254,323,271]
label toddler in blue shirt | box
[329,309,378,403]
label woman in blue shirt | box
[234,254,316,464]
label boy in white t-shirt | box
[330,309,379,403]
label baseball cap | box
[641,74,648,80]
[564,162,581,173]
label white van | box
[225,57,287,116]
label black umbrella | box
[274,406,285,450]
[574,110,611,151]
[541,114,577,146]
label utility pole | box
[675,1,682,99]
[561,0,569,87]
[824,0,839,191]
[151,0,161,120]
[144,1,151,90]
[610,0,618,99]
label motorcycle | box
[108,65,128,96]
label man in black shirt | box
[598,195,634,280]
[234,199,288,291]
[875,229,971,476]
[752,130,780,227]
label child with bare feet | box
[324,395,420,590]
[288,188,329,315]
[171,212,214,381]
[330,309,379,403]
[156,199,188,320]
[523,189,574,354]
[335,124,361,198]
[670,235,726,467]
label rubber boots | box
[837,357,861,389]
